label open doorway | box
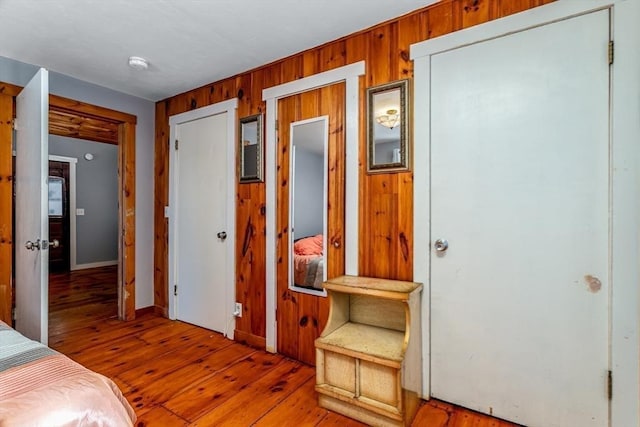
[47,137,119,333]
[0,81,137,333]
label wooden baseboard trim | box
[135,305,168,318]
[154,305,168,317]
[135,306,155,317]
[234,329,266,349]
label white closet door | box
[175,112,228,333]
[429,10,610,427]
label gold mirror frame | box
[238,113,263,183]
[366,79,410,173]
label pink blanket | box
[0,324,135,426]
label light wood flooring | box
[48,266,519,426]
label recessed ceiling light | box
[128,56,149,71]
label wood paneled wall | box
[154,0,553,345]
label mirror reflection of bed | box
[290,117,327,295]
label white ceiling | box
[0,0,437,101]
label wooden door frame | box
[262,61,365,353]
[411,0,640,422]
[0,81,137,323]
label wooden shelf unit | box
[315,275,423,427]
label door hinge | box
[174,284,178,296]
[275,119,278,131]
[607,370,612,400]
[12,307,16,321]
[11,118,17,130]
[608,40,614,65]
[174,139,179,150]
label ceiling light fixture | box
[128,56,149,71]
[376,109,400,129]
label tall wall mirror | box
[289,117,328,296]
[238,114,263,183]
[367,79,410,172]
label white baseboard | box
[71,260,118,271]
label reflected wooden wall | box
[154,0,553,347]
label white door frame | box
[48,155,78,270]
[168,99,238,338]
[262,61,365,352]
[411,0,640,424]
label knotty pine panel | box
[153,100,170,315]
[120,122,136,321]
[153,0,551,347]
[0,94,12,324]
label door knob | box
[217,231,227,241]
[434,238,449,252]
[25,239,41,251]
[51,239,60,248]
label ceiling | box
[0,0,437,102]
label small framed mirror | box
[367,79,410,173]
[238,114,263,183]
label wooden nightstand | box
[315,275,422,427]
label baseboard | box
[135,306,155,317]
[71,260,118,270]
[234,329,266,350]
[135,306,168,318]
[153,305,168,317]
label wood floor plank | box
[134,405,190,427]
[163,351,285,422]
[253,376,334,427]
[192,360,316,426]
[316,411,369,426]
[48,266,520,427]
[117,339,248,389]
[411,401,451,427]
[120,344,258,415]
[50,315,169,353]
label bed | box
[293,234,324,290]
[0,321,136,426]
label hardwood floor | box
[48,267,519,426]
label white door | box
[174,113,229,333]
[15,68,49,344]
[430,10,609,427]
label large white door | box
[174,113,229,333]
[15,68,49,344]
[430,10,610,427]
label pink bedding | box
[293,235,324,289]
[0,323,136,427]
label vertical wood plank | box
[0,94,13,324]
[120,122,136,321]
[498,0,539,18]
[427,1,455,39]
[319,40,347,72]
[396,12,427,79]
[276,94,299,359]
[153,101,169,315]
[460,0,491,29]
